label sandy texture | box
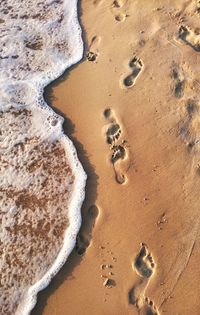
[32,1,200,314]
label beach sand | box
[32,1,200,314]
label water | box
[0,1,86,314]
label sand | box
[32,1,200,314]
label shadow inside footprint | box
[143,299,159,315]
[128,286,137,306]
[174,80,185,98]
[145,308,158,315]
[186,99,197,117]
[104,278,116,287]
[75,205,99,255]
[113,0,121,7]
[179,25,200,52]
[179,25,190,41]
[134,245,154,278]
[115,13,126,22]
[171,65,185,99]
[86,51,98,62]
[106,123,121,144]
[111,145,126,163]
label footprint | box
[75,205,99,255]
[134,244,155,278]
[128,244,159,315]
[171,64,185,98]
[179,25,200,52]
[86,36,101,62]
[103,108,129,184]
[122,57,144,88]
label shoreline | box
[33,1,200,314]
[0,0,87,313]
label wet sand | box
[32,1,200,314]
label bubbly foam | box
[0,1,86,314]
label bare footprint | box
[75,205,99,255]
[86,36,101,62]
[103,108,129,184]
[134,244,155,278]
[171,64,185,98]
[129,244,159,315]
[122,57,144,88]
[179,25,200,52]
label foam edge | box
[14,0,87,313]
[16,133,87,315]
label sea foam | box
[0,1,86,314]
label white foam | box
[0,0,86,314]
[16,135,86,315]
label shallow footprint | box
[86,36,101,62]
[75,205,99,255]
[123,57,144,88]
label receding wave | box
[0,1,86,314]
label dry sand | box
[32,0,200,314]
